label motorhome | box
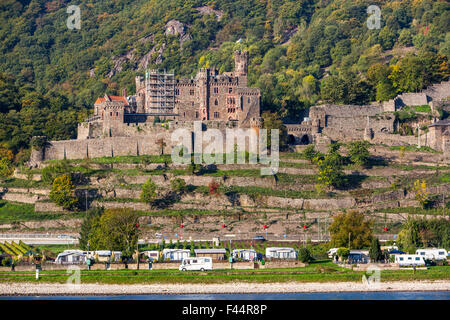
[395,254,425,266]
[179,257,213,271]
[415,248,448,261]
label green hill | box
[0,0,449,159]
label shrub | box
[347,141,371,167]
[208,180,220,196]
[140,178,157,204]
[413,179,430,209]
[298,248,312,263]
[42,161,73,184]
[303,145,319,163]
[336,247,350,261]
[170,178,187,193]
[49,174,78,210]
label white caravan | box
[327,248,339,258]
[265,247,297,259]
[415,248,448,261]
[395,254,425,266]
[179,257,213,271]
[232,249,257,261]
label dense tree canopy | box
[0,0,448,161]
[329,211,374,249]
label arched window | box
[214,99,218,106]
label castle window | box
[190,89,194,95]
[195,111,199,118]
[214,87,218,94]
[175,89,180,95]
[228,87,233,93]
[183,112,186,117]
[214,112,219,118]
[248,97,250,103]
[116,112,119,117]
[110,112,112,116]
[214,99,218,106]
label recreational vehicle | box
[179,257,213,271]
[415,248,448,261]
[327,248,339,258]
[265,247,297,259]
[395,254,425,266]
[55,250,86,264]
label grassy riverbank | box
[0,262,448,285]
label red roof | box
[94,95,129,106]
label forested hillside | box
[0,0,449,161]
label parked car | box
[179,257,212,271]
[252,235,266,241]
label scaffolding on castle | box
[144,69,175,114]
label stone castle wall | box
[31,125,265,163]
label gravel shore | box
[0,281,449,296]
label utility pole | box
[443,190,446,218]
[348,232,351,250]
[318,218,320,242]
[137,241,140,270]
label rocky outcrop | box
[165,20,191,47]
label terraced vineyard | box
[0,144,448,240]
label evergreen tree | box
[369,238,382,262]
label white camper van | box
[395,254,425,266]
[415,248,448,261]
[179,257,213,271]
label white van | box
[415,248,448,261]
[179,257,213,271]
[395,254,425,266]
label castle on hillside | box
[29,50,449,164]
[80,51,261,139]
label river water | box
[1,291,449,300]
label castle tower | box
[234,51,248,87]
[102,101,125,137]
[196,68,210,121]
[135,76,145,113]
